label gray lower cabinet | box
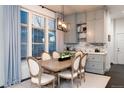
[86,54,106,74]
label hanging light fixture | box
[57,5,67,32]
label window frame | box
[20,8,57,60]
[20,9,29,60]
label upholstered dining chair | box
[52,51,60,59]
[58,55,81,87]
[74,50,84,58]
[79,53,88,83]
[27,57,55,88]
[41,52,52,61]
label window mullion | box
[28,11,32,56]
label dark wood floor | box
[105,64,124,88]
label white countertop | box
[85,52,107,55]
[69,50,107,55]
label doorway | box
[114,18,124,64]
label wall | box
[0,5,4,86]
[105,10,114,70]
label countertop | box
[84,52,107,55]
[69,50,107,55]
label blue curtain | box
[3,5,21,87]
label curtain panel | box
[3,5,21,87]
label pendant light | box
[57,5,67,32]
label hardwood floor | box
[105,64,124,88]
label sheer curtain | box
[3,5,21,87]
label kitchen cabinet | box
[87,9,106,43]
[86,54,106,74]
[64,14,77,44]
[76,13,86,24]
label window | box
[20,10,28,59]
[32,15,45,57]
[48,19,56,53]
[20,9,56,59]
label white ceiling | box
[44,5,103,15]
[107,5,124,19]
[45,5,124,19]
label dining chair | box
[79,53,88,83]
[41,52,52,61]
[74,50,84,58]
[27,57,55,88]
[58,55,81,87]
[52,51,60,59]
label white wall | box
[105,10,114,70]
[0,5,4,86]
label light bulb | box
[58,20,62,25]
[62,23,67,28]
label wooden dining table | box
[39,59,73,73]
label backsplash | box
[64,42,106,53]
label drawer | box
[86,61,103,69]
[87,54,103,62]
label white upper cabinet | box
[87,11,95,21]
[76,13,86,24]
[87,20,95,43]
[87,9,106,43]
[95,19,104,43]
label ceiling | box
[107,5,124,19]
[44,5,124,19]
[44,5,103,15]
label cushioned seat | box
[58,55,81,87]
[27,57,55,88]
[31,73,55,86]
[58,70,78,79]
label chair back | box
[52,51,60,59]
[41,52,51,61]
[72,55,81,71]
[27,57,40,76]
[75,50,84,58]
[80,54,88,69]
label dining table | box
[39,58,73,73]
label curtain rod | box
[40,5,62,15]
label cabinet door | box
[87,11,95,21]
[76,13,86,24]
[87,20,95,43]
[95,19,104,43]
[95,9,105,20]
[64,14,77,43]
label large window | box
[32,15,45,57]
[20,10,28,59]
[48,19,56,53]
[20,9,56,59]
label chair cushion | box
[31,73,55,86]
[58,70,78,79]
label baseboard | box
[0,86,4,88]
[86,71,104,75]
[21,77,31,82]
